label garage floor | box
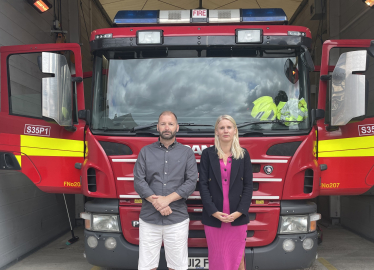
[4,224,374,270]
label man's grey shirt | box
[134,140,198,225]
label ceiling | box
[99,0,303,22]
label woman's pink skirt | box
[204,223,247,270]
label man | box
[134,111,198,270]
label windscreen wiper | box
[132,122,213,132]
[237,120,303,128]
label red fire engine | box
[1,8,373,270]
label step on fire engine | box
[1,8,374,270]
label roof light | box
[209,9,240,23]
[241,8,287,23]
[159,10,190,24]
[27,0,52,13]
[113,8,288,25]
[137,30,163,45]
[114,10,159,24]
[288,31,306,37]
[236,29,262,44]
[192,9,208,23]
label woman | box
[199,115,253,270]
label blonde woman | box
[199,115,253,270]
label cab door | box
[0,43,85,194]
[318,39,374,195]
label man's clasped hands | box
[147,195,173,216]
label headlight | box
[280,215,308,234]
[92,214,120,232]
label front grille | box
[188,230,255,238]
[195,177,259,191]
[247,231,254,237]
[87,168,97,192]
[252,164,261,173]
[186,200,203,205]
[189,230,205,238]
[189,212,256,221]
[248,213,256,221]
[189,212,203,221]
[267,141,302,156]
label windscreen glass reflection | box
[92,56,309,132]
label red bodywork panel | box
[0,43,85,193]
[119,204,280,247]
[91,25,312,41]
[317,39,374,195]
[89,135,319,201]
[87,133,318,246]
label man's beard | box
[160,130,177,140]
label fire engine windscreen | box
[92,52,310,133]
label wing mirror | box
[301,45,315,72]
[284,59,299,84]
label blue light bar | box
[241,8,287,23]
[114,10,159,24]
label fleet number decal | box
[64,181,81,187]
[358,124,374,136]
[321,183,340,188]
[24,124,51,137]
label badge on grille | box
[264,165,273,175]
[132,221,139,227]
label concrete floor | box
[4,224,374,270]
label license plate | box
[188,257,209,269]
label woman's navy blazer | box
[199,146,253,228]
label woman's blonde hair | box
[214,115,245,159]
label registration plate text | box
[188,257,209,269]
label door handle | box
[0,152,21,170]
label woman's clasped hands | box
[212,211,242,223]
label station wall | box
[0,0,110,268]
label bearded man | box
[134,111,198,270]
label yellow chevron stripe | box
[319,136,374,157]
[20,135,84,157]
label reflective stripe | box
[251,159,288,163]
[119,195,280,200]
[319,136,374,157]
[120,195,141,198]
[117,177,134,181]
[20,135,83,157]
[113,158,202,163]
[120,177,279,182]
[120,195,202,199]
[253,178,282,182]
[252,196,279,199]
[112,159,137,162]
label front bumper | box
[84,230,318,270]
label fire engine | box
[1,7,373,270]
